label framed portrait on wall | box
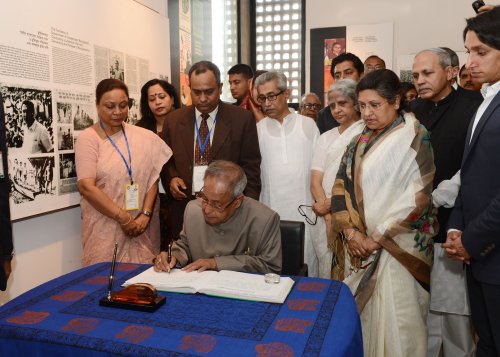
[310,27,346,106]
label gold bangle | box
[120,215,133,226]
[113,207,122,220]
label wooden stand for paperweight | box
[99,283,166,312]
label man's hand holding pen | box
[153,243,218,273]
[153,244,175,273]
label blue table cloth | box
[0,263,362,356]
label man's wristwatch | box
[142,210,152,217]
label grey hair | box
[439,47,459,67]
[204,160,247,198]
[416,48,452,69]
[254,71,288,91]
[300,92,321,106]
[327,79,358,107]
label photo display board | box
[0,0,170,220]
[310,23,393,106]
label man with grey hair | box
[255,71,320,277]
[298,92,321,121]
[412,47,483,357]
[154,160,281,274]
[439,47,460,88]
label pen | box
[167,243,172,273]
[107,242,118,300]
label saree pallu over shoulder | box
[330,113,437,307]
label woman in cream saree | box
[310,79,365,278]
[331,70,437,357]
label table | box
[0,263,362,356]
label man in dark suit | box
[1,93,14,291]
[443,7,500,356]
[161,61,261,246]
[412,47,483,356]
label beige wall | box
[1,208,82,305]
[305,0,483,90]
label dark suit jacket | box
[448,91,500,284]
[1,94,14,291]
[316,106,338,134]
[412,88,483,243]
[160,101,261,244]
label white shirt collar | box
[195,105,219,121]
[484,81,500,98]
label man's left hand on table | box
[183,258,217,272]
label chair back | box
[280,220,308,276]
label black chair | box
[280,220,308,276]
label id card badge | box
[125,183,140,210]
[193,165,208,193]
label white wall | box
[305,0,481,89]
[1,0,170,305]
[1,208,82,305]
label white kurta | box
[257,112,320,276]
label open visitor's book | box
[123,267,295,304]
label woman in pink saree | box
[75,79,172,266]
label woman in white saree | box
[331,70,437,356]
[310,79,365,279]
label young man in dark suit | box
[161,61,261,246]
[443,7,500,356]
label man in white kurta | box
[254,71,320,277]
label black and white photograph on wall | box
[58,153,77,194]
[57,102,72,124]
[73,104,94,130]
[126,97,140,125]
[8,155,55,204]
[109,52,125,81]
[399,70,413,83]
[57,125,74,151]
[1,85,54,153]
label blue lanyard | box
[99,120,133,184]
[195,113,218,157]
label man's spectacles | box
[358,100,388,112]
[298,205,317,225]
[256,90,285,104]
[302,103,322,111]
[196,188,239,213]
[365,65,384,72]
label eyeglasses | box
[365,65,384,72]
[256,90,285,104]
[302,103,322,111]
[298,205,317,225]
[196,188,239,213]
[358,100,388,112]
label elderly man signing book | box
[153,160,282,274]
